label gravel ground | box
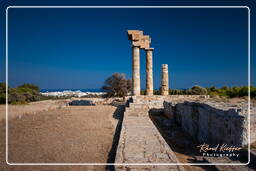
[0,104,119,170]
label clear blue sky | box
[0,0,255,90]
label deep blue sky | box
[0,0,255,90]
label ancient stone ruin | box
[115,95,255,170]
[114,30,255,170]
[115,30,256,171]
[161,64,169,95]
[163,101,253,147]
[127,30,169,96]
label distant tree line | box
[0,83,49,104]
[1,75,255,104]
[141,85,208,95]
[102,73,255,99]
[206,86,256,98]
[142,85,256,98]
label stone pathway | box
[115,97,185,171]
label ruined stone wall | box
[250,114,256,144]
[163,101,256,146]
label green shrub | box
[189,85,208,95]
[0,83,6,104]
[8,88,26,104]
[0,83,6,93]
[153,90,160,95]
[0,93,6,104]
[17,83,39,92]
[207,86,255,98]
[251,86,256,98]
[0,82,49,104]
[208,91,220,96]
[168,85,255,98]
[140,90,146,95]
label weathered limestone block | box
[146,48,154,96]
[250,114,256,144]
[163,101,254,146]
[161,64,169,96]
[163,101,175,119]
[197,106,210,143]
[127,30,151,49]
[127,30,143,41]
[127,30,145,48]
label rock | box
[68,100,94,106]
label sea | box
[40,89,104,93]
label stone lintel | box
[140,35,151,50]
[127,30,143,41]
[141,35,151,42]
[128,31,153,50]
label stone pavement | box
[115,97,185,171]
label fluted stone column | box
[132,46,140,96]
[146,48,153,95]
[161,64,169,96]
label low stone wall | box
[163,101,255,146]
[129,95,210,101]
[69,97,124,105]
[0,100,68,121]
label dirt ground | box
[0,103,120,171]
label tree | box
[209,86,217,91]
[102,73,132,99]
[189,85,208,95]
[0,83,7,104]
[0,83,6,93]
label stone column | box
[146,48,153,95]
[161,64,169,96]
[132,46,140,96]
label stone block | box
[163,100,252,146]
[127,30,143,41]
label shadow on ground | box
[229,149,256,170]
[106,102,126,171]
[149,109,256,171]
[149,109,219,171]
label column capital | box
[162,64,168,69]
[145,47,154,51]
[132,44,141,48]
